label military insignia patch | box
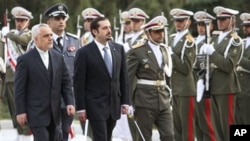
[144,64,149,69]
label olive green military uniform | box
[235,39,250,124]
[169,32,196,141]
[194,36,216,141]
[5,29,31,135]
[0,39,5,98]
[126,31,147,141]
[127,41,173,141]
[209,31,242,141]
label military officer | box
[169,8,196,141]
[81,8,104,46]
[126,7,149,141]
[201,6,243,141]
[127,15,174,141]
[116,11,133,53]
[127,8,149,47]
[44,3,80,141]
[193,11,216,141]
[235,13,250,125]
[3,6,33,141]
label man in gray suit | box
[14,24,75,141]
[44,3,80,140]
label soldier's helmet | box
[170,8,193,20]
[128,8,149,20]
[193,11,215,23]
[240,13,250,26]
[141,16,167,31]
[11,6,33,20]
[44,3,69,19]
[81,8,104,20]
[213,6,239,18]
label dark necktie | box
[103,47,112,77]
[57,37,63,51]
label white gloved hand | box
[167,47,174,55]
[128,106,134,116]
[203,43,215,55]
[1,26,10,37]
[196,79,205,102]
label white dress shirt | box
[36,47,49,69]
[148,41,163,67]
[218,30,230,44]
[94,40,113,64]
[173,29,188,47]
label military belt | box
[137,79,166,86]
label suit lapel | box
[90,42,111,78]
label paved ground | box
[0,119,160,141]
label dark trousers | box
[57,108,74,141]
[30,118,57,141]
[89,116,116,141]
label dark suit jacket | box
[74,40,129,120]
[14,48,74,127]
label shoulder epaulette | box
[185,34,194,43]
[66,32,78,39]
[132,42,145,49]
[141,34,148,39]
[212,30,221,35]
[230,32,240,40]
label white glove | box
[128,106,134,116]
[1,26,10,37]
[167,47,174,55]
[196,79,205,102]
[202,43,215,55]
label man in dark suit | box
[44,3,80,140]
[14,23,75,141]
[74,17,130,141]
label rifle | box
[118,10,124,43]
[161,12,168,45]
[39,13,42,24]
[76,15,82,39]
[113,17,119,42]
[204,9,211,91]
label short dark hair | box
[90,17,108,37]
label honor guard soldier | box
[116,11,133,53]
[200,6,243,141]
[44,3,80,141]
[127,8,149,47]
[127,15,174,141]
[169,8,196,141]
[81,8,104,46]
[235,13,250,125]
[3,6,33,141]
[126,7,149,141]
[193,11,216,141]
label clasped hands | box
[200,43,215,55]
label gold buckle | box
[155,80,161,86]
